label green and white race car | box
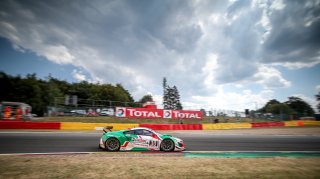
[99,127,185,152]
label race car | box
[99,126,185,152]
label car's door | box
[139,129,161,150]
[129,129,149,149]
[124,129,161,150]
[123,130,135,141]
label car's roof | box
[130,127,152,130]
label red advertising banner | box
[116,107,202,120]
[163,110,202,120]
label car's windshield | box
[150,129,162,137]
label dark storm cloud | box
[213,0,263,83]
[262,0,320,66]
[227,0,251,17]
[126,0,203,53]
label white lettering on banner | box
[127,109,136,116]
[172,111,201,119]
[127,108,161,118]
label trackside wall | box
[60,122,138,130]
[0,121,320,130]
[203,123,251,130]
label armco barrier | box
[251,122,285,128]
[60,122,138,130]
[203,123,251,130]
[139,124,202,130]
[0,121,60,130]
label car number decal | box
[149,140,158,147]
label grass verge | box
[0,153,319,179]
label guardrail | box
[0,121,319,130]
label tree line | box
[0,72,185,116]
[0,72,135,116]
[257,96,317,115]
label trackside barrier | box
[1,121,319,130]
[139,124,203,130]
[251,122,285,128]
[0,121,60,130]
[0,121,24,129]
[203,123,251,130]
[284,121,303,127]
[60,122,138,130]
[301,121,320,126]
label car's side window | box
[134,129,144,135]
[142,129,153,136]
[124,130,134,135]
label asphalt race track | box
[0,131,320,154]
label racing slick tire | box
[160,139,175,152]
[105,138,120,151]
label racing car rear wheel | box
[105,138,120,151]
[160,139,174,152]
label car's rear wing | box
[103,126,113,133]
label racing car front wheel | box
[105,138,120,151]
[160,139,174,152]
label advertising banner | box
[116,107,202,120]
[116,107,163,119]
[168,110,202,120]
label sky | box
[0,0,319,112]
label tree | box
[162,78,183,110]
[316,91,320,112]
[200,109,206,117]
[285,96,315,115]
[172,86,182,110]
[265,103,295,115]
[258,99,281,113]
[46,75,65,106]
[163,77,169,109]
[165,85,175,109]
[138,95,154,104]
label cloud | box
[262,0,320,68]
[184,86,274,111]
[316,85,320,93]
[252,65,291,89]
[0,0,318,109]
[71,69,86,82]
